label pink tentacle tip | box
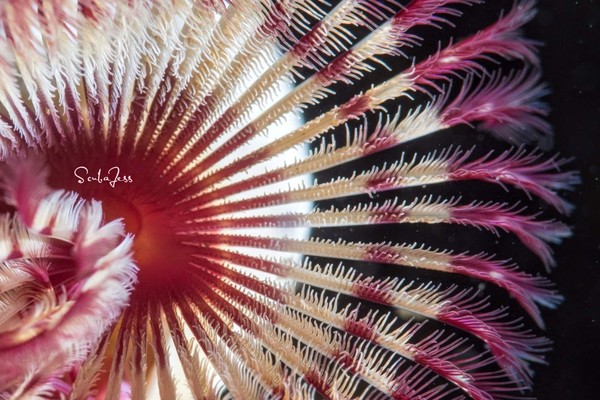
[450,253,563,326]
[448,147,579,215]
[450,201,572,268]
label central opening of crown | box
[44,149,196,295]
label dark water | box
[533,1,600,399]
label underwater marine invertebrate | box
[0,0,579,398]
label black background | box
[531,1,600,399]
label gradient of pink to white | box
[0,1,577,399]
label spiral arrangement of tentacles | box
[0,0,578,399]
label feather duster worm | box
[0,0,578,399]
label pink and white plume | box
[0,0,577,399]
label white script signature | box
[74,166,133,188]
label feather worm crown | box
[0,0,578,399]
